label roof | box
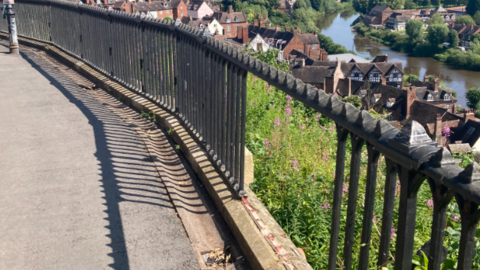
[211,11,246,23]
[370,5,390,13]
[327,53,370,63]
[396,15,412,23]
[247,25,295,47]
[452,120,480,147]
[298,33,320,44]
[341,62,404,77]
[410,81,457,103]
[290,66,334,84]
[433,6,447,13]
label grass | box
[245,73,477,269]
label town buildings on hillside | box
[361,5,463,31]
[109,0,187,20]
[449,23,480,48]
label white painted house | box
[247,33,270,52]
[187,1,213,19]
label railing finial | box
[460,162,480,183]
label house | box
[112,0,187,20]
[187,0,213,19]
[450,23,480,48]
[386,14,415,31]
[181,16,223,35]
[208,5,247,38]
[278,0,295,13]
[361,5,393,27]
[245,23,323,59]
[450,118,480,152]
[409,75,457,111]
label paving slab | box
[0,44,200,270]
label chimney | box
[300,58,305,68]
[406,86,416,118]
[319,48,328,61]
[380,75,387,85]
[424,75,429,82]
[228,5,233,13]
[242,27,248,44]
[464,110,475,122]
[348,77,352,97]
[434,76,439,91]
[314,30,317,36]
[276,25,281,31]
[435,113,443,144]
[260,17,265,27]
[294,26,297,33]
[237,25,243,40]
[253,19,258,27]
[286,26,291,32]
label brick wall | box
[222,22,248,38]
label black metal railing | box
[3,1,480,269]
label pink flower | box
[342,185,348,197]
[391,226,396,241]
[323,153,328,161]
[320,203,331,210]
[300,124,305,130]
[292,158,299,171]
[285,107,292,115]
[253,76,258,82]
[286,95,292,102]
[373,215,377,224]
[264,140,271,147]
[330,125,335,132]
[452,215,460,222]
[274,118,280,127]
[316,114,321,120]
[442,126,451,138]
[427,200,434,208]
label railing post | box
[5,3,19,54]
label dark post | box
[5,3,19,54]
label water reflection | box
[317,10,480,106]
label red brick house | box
[362,5,393,26]
[112,0,187,20]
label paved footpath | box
[0,44,200,269]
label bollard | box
[5,2,18,54]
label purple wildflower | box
[442,126,451,138]
[264,140,271,147]
[342,185,348,197]
[373,215,377,224]
[323,153,328,161]
[292,158,299,171]
[274,118,280,127]
[316,114,321,120]
[391,226,396,241]
[452,215,460,222]
[285,107,292,115]
[300,124,305,130]
[427,199,434,208]
[330,125,335,132]
[286,95,292,102]
[320,203,331,210]
[253,76,258,82]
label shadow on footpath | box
[2,44,204,270]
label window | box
[369,73,380,82]
[386,100,393,108]
[180,5,183,9]
[181,12,184,17]
[227,26,231,31]
[214,24,217,27]
[166,10,170,14]
[388,115,393,121]
[235,18,239,22]
[468,127,476,135]
[226,19,231,23]
[446,105,450,109]
[159,11,163,14]
[427,94,433,101]
[312,44,316,49]
[444,93,450,100]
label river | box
[317,10,480,106]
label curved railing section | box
[2,1,480,269]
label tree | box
[406,19,424,42]
[404,0,417,9]
[448,29,460,48]
[474,11,480,24]
[455,15,476,25]
[427,24,449,48]
[467,0,480,16]
[426,13,444,25]
[466,87,480,111]
[472,33,480,43]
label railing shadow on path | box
[2,43,207,270]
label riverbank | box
[353,22,480,71]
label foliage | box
[467,0,480,16]
[448,29,460,48]
[474,11,480,24]
[404,0,418,8]
[426,24,449,52]
[454,152,475,169]
[455,14,476,25]
[466,87,480,111]
[406,19,424,43]
[251,49,290,71]
[164,17,173,21]
[403,74,419,86]
[317,33,352,54]
[435,45,480,70]
[340,95,362,108]
[426,13,444,25]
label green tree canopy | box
[426,13,444,25]
[455,15,476,25]
[467,0,480,16]
[466,87,480,111]
[448,29,460,48]
[404,0,417,9]
[427,24,449,48]
[474,11,480,24]
[406,19,424,42]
